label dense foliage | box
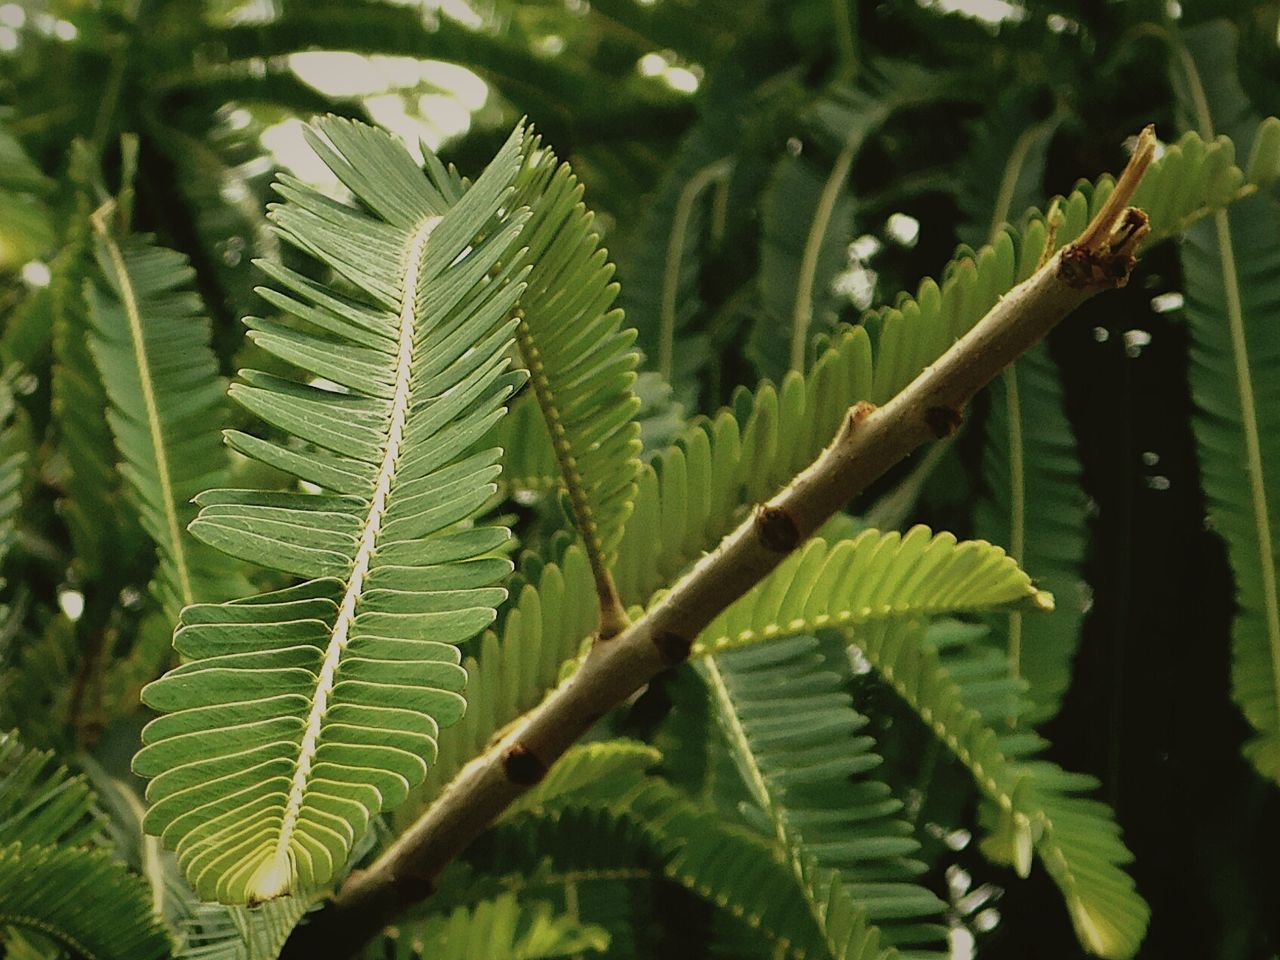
[1,1,1279,958]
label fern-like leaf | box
[133,119,531,904]
[852,620,1148,958]
[506,135,643,627]
[976,345,1087,722]
[702,637,947,956]
[1172,20,1280,783]
[0,731,171,960]
[0,372,27,596]
[0,843,172,960]
[404,892,610,960]
[407,546,599,814]
[695,525,1051,655]
[86,212,247,619]
[0,729,101,847]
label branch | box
[279,127,1156,960]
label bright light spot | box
[974,908,1001,932]
[1092,325,1110,342]
[638,52,668,77]
[0,4,24,28]
[1047,13,1079,34]
[833,265,876,310]
[535,34,566,56]
[920,0,1024,26]
[1151,291,1183,313]
[1123,328,1152,357]
[59,589,85,622]
[945,828,972,851]
[289,53,487,111]
[0,26,17,51]
[261,119,344,191]
[1127,131,1166,161]
[886,212,920,247]
[847,645,873,675]
[664,66,700,94]
[290,51,394,97]
[1142,451,1160,466]
[424,0,484,30]
[225,107,253,131]
[20,261,51,287]
[948,926,976,960]
[220,178,250,205]
[851,235,882,260]
[1147,475,1171,491]
[1166,0,1182,18]
[946,864,973,895]
[53,18,76,40]
[417,93,473,144]
[786,136,803,157]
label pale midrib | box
[252,215,440,900]
[987,123,1040,686]
[701,657,836,941]
[1213,208,1280,738]
[101,233,195,610]
[790,127,864,374]
[0,910,100,960]
[863,632,1117,946]
[1179,44,1280,745]
[659,158,732,382]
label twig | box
[278,127,1156,960]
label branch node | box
[754,504,802,552]
[839,400,877,441]
[501,742,547,785]
[924,405,964,439]
[653,630,693,666]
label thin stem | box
[790,128,863,373]
[514,315,631,639]
[1175,41,1280,749]
[832,0,858,84]
[278,133,1156,960]
[659,159,733,382]
[1003,366,1025,684]
[90,204,195,610]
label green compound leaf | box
[694,525,1051,656]
[0,843,172,960]
[505,134,643,620]
[853,620,1148,958]
[133,118,531,904]
[86,217,248,620]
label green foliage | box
[399,892,610,960]
[0,844,172,960]
[851,620,1148,958]
[133,120,530,904]
[697,525,1050,655]
[86,215,247,619]
[1173,21,1280,785]
[703,638,947,956]
[976,347,1087,722]
[0,731,172,959]
[6,4,1280,959]
[506,135,643,582]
